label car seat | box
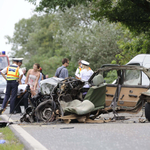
[63,74,106,115]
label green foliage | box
[24,0,150,67]
[26,0,91,12]
[57,20,123,71]
[25,0,150,34]
[6,5,123,77]
[104,70,118,84]
[91,0,150,34]
[55,6,123,71]
[112,27,150,65]
[6,14,65,77]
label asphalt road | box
[1,106,150,150]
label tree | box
[25,0,91,12]
[91,0,150,34]
[113,28,150,65]
[55,6,123,71]
[6,14,66,77]
[6,5,123,77]
[26,0,150,34]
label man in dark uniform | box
[0,58,23,114]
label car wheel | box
[145,102,150,121]
[35,100,55,122]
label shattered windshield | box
[123,70,141,85]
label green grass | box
[0,127,24,150]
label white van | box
[127,54,150,86]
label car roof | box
[88,65,150,83]
[98,65,149,71]
[127,54,150,67]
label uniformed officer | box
[0,58,23,114]
[79,60,94,88]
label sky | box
[0,0,36,56]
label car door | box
[117,69,149,107]
[104,69,118,106]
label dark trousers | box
[14,92,29,113]
[2,80,19,113]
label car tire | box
[145,102,150,121]
[35,99,55,122]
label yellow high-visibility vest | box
[6,65,19,80]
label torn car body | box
[20,65,150,123]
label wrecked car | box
[20,65,150,123]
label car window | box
[123,70,141,85]
[103,70,118,84]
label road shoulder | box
[0,114,48,150]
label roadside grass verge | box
[0,126,24,150]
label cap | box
[40,67,42,71]
[81,60,90,66]
[2,51,5,55]
[13,58,23,63]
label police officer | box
[79,60,94,88]
[0,58,23,114]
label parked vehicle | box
[20,65,150,123]
[127,54,150,86]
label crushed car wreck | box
[20,65,150,123]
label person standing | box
[25,63,40,96]
[21,67,26,84]
[80,60,94,88]
[0,58,23,114]
[75,60,83,79]
[55,58,69,79]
